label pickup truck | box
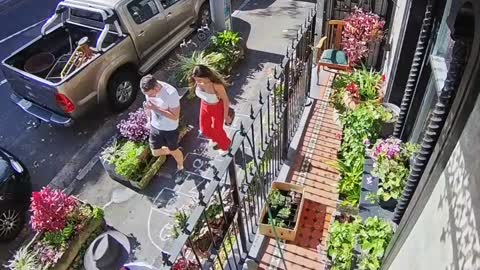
[1,0,209,126]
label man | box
[140,74,186,184]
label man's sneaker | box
[217,149,229,156]
[174,168,187,185]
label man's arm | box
[145,102,180,120]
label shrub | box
[117,109,149,142]
[4,247,39,270]
[176,51,225,86]
[341,8,385,66]
[30,187,78,233]
[112,141,149,180]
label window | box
[71,9,104,22]
[127,0,159,24]
[160,0,181,9]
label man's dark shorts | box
[149,126,179,150]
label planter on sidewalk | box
[100,125,191,190]
[259,182,305,242]
[6,189,104,270]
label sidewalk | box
[256,70,342,269]
[71,0,317,267]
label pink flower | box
[382,74,386,82]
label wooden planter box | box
[259,182,305,242]
[100,126,191,190]
[23,202,104,270]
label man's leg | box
[170,148,184,170]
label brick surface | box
[258,70,341,269]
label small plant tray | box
[259,182,305,242]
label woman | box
[191,65,232,155]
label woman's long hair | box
[189,65,228,88]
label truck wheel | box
[108,69,139,111]
[197,3,211,27]
[0,206,25,242]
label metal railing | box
[159,7,317,270]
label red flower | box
[346,82,360,99]
[382,74,386,82]
[30,187,78,232]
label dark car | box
[0,147,32,241]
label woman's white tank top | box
[195,86,219,103]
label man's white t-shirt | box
[147,82,180,131]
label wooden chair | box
[315,20,351,81]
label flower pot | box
[379,197,398,210]
[379,103,400,138]
[259,182,305,241]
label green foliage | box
[327,219,362,270]
[330,158,364,206]
[176,51,226,85]
[205,203,223,221]
[330,88,347,113]
[43,223,75,248]
[353,67,383,101]
[92,207,104,220]
[359,254,381,270]
[5,247,40,270]
[171,209,190,239]
[267,189,286,209]
[372,157,410,201]
[208,30,243,73]
[358,217,393,270]
[112,141,149,180]
[269,218,287,228]
[277,207,291,219]
[400,142,420,161]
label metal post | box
[227,162,248,254]
[282,56,291,160]
[392,3,433,139]
[210,0,233,31]
[393,38,469,224]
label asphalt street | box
[0,0,137,191]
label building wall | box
[387,95,480,270]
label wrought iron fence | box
[322,0,392,69]
[159,7,317,270]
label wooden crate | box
[259,182,305,242]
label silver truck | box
[1,0,209,126]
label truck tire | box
[107,69,139,111]
[197,3,211,27]
[0,206,26,242]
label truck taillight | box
[55,93,75,113]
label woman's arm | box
[213,83,231,122]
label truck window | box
[127,0,159,24]
[71,9,104,22]
[160,0,180,9]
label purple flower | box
[117,109,149,142]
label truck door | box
[159,0,195,37]
[125,0,169,60]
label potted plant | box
[357,217,394,270]
[326,218,361,270]
[370,138,419,209]
[207,30,245,74]
[7,188,104,270]
[259,182,305,241]
[378,103,400,138]
[341,8,385,67]
[100,108,191,190]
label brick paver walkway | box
[258,70,341,270]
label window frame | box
[127,0,160,25]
